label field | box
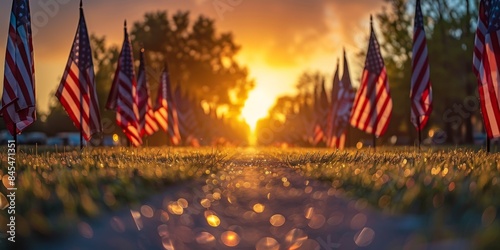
[0,146,499,249]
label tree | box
[375,0,413,143]
[131,11,254,118]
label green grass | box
[2,146,500,248]
[0,147,227,238]
[278,147,500,248]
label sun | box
[241,87,275,131]
[240,65,298,132]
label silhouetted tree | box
[131,11,254,118]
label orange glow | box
[253,203,265,213]
[241,87,276,131]
[241,66,297,131]
[0,1,382,115]
[206,215,221,227]
[221,231,240,247]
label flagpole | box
[79,80,84,149]
[79,0,84,150]
[416,118,422,150]
[80,99,83,149]
[371,15,375,153]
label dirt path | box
[31,149,467,250]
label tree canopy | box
[130,11,254,117]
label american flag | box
[350,16,392,137]
[136,48,158,137]
[1,0,36,135]
[410,0,432,131]
[329,50,355,149]
[326,59,340,147]
[313,78,329,146]
[56,2,102,141]
[474,0,500,139]
[174,85,200,147]
[155,63,181,145]
[106,21,142,147]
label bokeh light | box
[270,214,286,227]
[196,232,216,245]
[221,231,240,247]
[253,203,265,213]
[206,214,221,227]
[256,237,280,250]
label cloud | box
[207,0,385,68]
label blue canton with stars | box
[414,0,424,30]
[71,13,93,70]
[121,28,135,79]
[15,0,31,29]
[488,0,500,32]
[365,26,384,75]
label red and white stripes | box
[155,64,181,145]
[474,0,500,139]
[350,16,392,138]
[107,21,142,147]
[1,0,36,135]
[137,48,158,137]
[410,0,432,131]
[56,3,102,141]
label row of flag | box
[307,50,355,149]
[1,0,500,148]
[277,0,432,148]
[1,0,245,147]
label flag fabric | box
[313,79,329,146]
[56,2,102,141]
[474,0,500,139]
[326,59,340,147]
[1,0,36,135]
[474,0,488,78]
[136,48,158,137]
[329,132,346,149]
[329,50,355,149]
[106,21,142,147]
[350,16,393,137]
[154,67,168,132]
[155,63,181,145]
[174,85,200,147]
[410,0,432,131]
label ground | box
[12,147,485,250]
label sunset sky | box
[0,0,386,129]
